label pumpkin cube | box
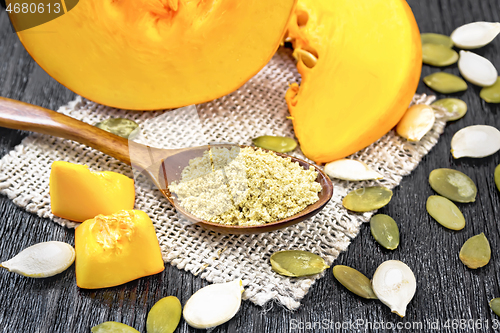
[49,161,135,222]
[75,210,164,289]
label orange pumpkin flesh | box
[75,210,164,289]
[285,0,422,164]
[11,0,297,110]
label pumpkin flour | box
[168,147,322,226]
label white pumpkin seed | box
[451,21,500,49]
[183,279,243,329]
[371,260,416,317]
[451,125,500,158]
[396,104,435,141]
[324,159,382,181]
[458,51,498,87]
[0,241,75,278]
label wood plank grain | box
[1,1,500,332]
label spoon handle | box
[0,97,132,165]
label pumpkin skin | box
[285,0,422,164]
[10,0,297,110]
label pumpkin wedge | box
[9,0,296,110]
[285,0,422,164]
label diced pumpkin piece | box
[49,161,135,222]
[9,0,297,110]
[75,210,164,289]
[285,0,422,164]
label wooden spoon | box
[0,97,333,234]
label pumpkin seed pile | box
[370,214,400,250]
[95,118,139,139]
[459,233,491,269]
[422,21,500,103]
[342,186,393,212]
[270,250,329,277]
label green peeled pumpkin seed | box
[480,77,500,103]
[270,250,329,277]
[426,195,465,230]
[459,233,491,269]
[252,135,297,153]
[490,298,500,317]
[91,321,140,333]
[429,168,477,203]
[431,98,467,121]
[423,72,468,94]
[370,214,399,250]
[421,33,454,48]
[422,44,459,67]
[147,296,182,333]
[95,118,139,139]
[342,186,393,212]
[332,265,377,299]
[495,164,500,192]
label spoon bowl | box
[0,97,333,234]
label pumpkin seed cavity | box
[370,214,399,250]
[422,44,458,67]
[423,72,468,94]
[396,104,435,141]
[459,233,491,269]
[332,265,377,299]
[324,159,382,181]
[421,33,454,48]
[428,168,477,203]
[146,296,182,333]
[342,186,393,212]
[252,135,297,153]
[426,195,465,230]
[91,322,140,333]
[490,298,500,317]
[95,118,139,139]
[451,22,500,49]
[458,51,498,87]
[431,98,467,121]
[0,241,75,278]
[451,125,500,158]
[270,250,329,277]
[480,77,500,103]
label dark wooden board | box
[1,1,500,332]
